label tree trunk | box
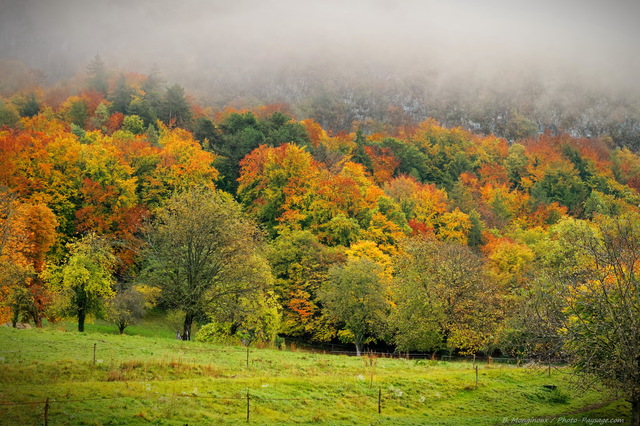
[30,279,45,327]
[632,393,640,426]
[11,307,19,328]
[183,312,194,341]
[78,308,86,332]
[27,304,43,328]
[230,322,239,336]
[32,314,42,328]
[77,288,87,332]
[118,323,126,335]
[355,341,362,357]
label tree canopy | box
[143,187,269,340]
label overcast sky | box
[1,0,639,93]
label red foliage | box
[105,112,124,134]
[80,90,105,117]
[408,219,435,236]
[364,145,399,185]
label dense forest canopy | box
[2,1,640,420]
[0,61,639,343]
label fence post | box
[44,397,50,426]
[378,388,382,414]
[548,362,551,377]
[93,343,97,366]
[246,390,250,422]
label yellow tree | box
[47,233,116,332]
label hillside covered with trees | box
[2,60,640,419]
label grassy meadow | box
[0,320,630,425]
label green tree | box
[17,92,40,118]
[381,137,429,181]
[141,66,164,113]
[145,124,159,145]
[104,287,146,334]
[534,214,640,424]
[143,188,270,340]
[66,99,89,128]
[202,289,280,344]
[391,236,502,354]
[89,101,110,131]
[320,258,389,356]
[127,97,157,128]
[215,112,264,193]
[109,74,133,115]
[48,233,116,332]
[192,116,222,149]
[268,230,341,340]
[259,112,310,147]
[505,143,529,189]
[215,111,310,193]
[350,129,372,171]
[531,161,589,215]
[122,114,145,135]
[160,84,192,128]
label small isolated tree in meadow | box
[320,258,389,356]
[47,233,116,332]
[104,287,146,334]
[143,187,271,340]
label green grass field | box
[0,321,630,425]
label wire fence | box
[1,388,399,424]
[264,337,570,366]
[0,345,567,369]
[0,338,571,371]
[0,338,574,423]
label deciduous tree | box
[533,214,640,424]
[47,233,116,332]
[320,258,390,356]
[104,286,146,334]
[391,236,502,354]
[143,188,270,340]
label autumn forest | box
[2,52,640,416]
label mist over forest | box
[2,0,640,147]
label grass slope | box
[0,325,630,425]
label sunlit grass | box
[49,310,178,339]
[0,325,629,425]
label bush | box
[195,322,233,344]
